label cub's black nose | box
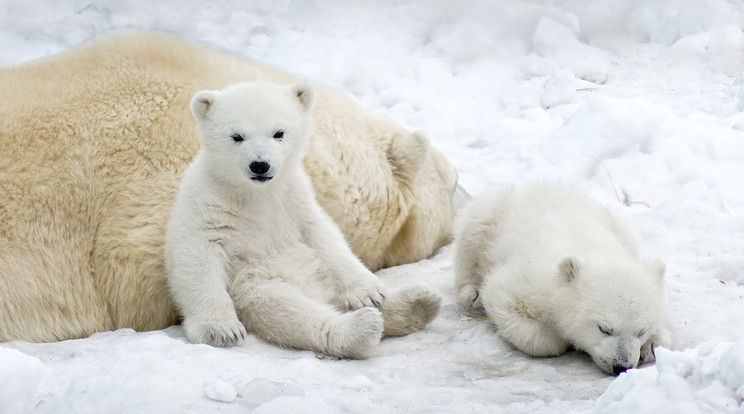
[249,161,270,175]
[612,365,629,375]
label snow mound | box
[596,341,744,413]
[204,379,237,403]
[252,396,344,414]
[0,348,42,414]
[633,0,736,45]
[239,377,305,408]
[544,96,675,164]
[532,17,609,84]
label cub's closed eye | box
[598,326,613,336]
[273,130,284,139]
[231,133,244,142]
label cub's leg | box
[453,191,509,310]
[481,274,569,357]
[453,222,492,310]
[293,173,385,311]
[230,276,383,359]
[380,285,442,337]
[169,243,246,347]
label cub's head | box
[190,82,314,186]
[556,256,671,376]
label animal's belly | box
[228,242,332,301]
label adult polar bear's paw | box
[182,316,247,348]
[325,307,384,359]
[381,285,442,337]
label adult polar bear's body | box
[0,30,459,343]
[454,184,671,375]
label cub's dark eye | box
[599,326,613,336]
[637,329,646,338]
[273,130,284,139]
[231,133,244,142]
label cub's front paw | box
[458,283,483,309]
[183,317,247,347]
[338,273,385,310]
[639,339,657,365]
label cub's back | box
[479,184,636,266]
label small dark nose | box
[249,161,270,175]
[612,365,629,375]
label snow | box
[597,340,744,413]
[204,379,238,403]
[1,0,743,412]
[0,348,41,414]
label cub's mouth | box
[251,176,273,183]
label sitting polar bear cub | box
[165,81,440,358]
[454,184,671,375]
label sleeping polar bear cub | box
[454,184,671,375]
[165,82,440,358]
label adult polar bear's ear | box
[558,256,582,282]
[191,90,217,121]
[292,83,314,111]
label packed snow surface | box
[1,0,743,413]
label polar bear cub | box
[454,183,671,375]
[165,81,440,359]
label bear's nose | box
[249,161,270,175]
[612,365,629,375]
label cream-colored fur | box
[0,30,457,343]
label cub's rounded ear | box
[558,256,582,282]
[191,90,217,121]
[292,83,314,111]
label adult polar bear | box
[0,30,460,343]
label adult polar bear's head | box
[191,82,314,186]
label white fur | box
[165,82,440,358]
[454,183,671,375]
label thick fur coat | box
[0,30,458,342]
[454,184,671,375]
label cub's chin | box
[250,176,273,183]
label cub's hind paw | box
[326,307,383,359]
[381,285,442,337]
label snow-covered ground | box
[1,1,743,413]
